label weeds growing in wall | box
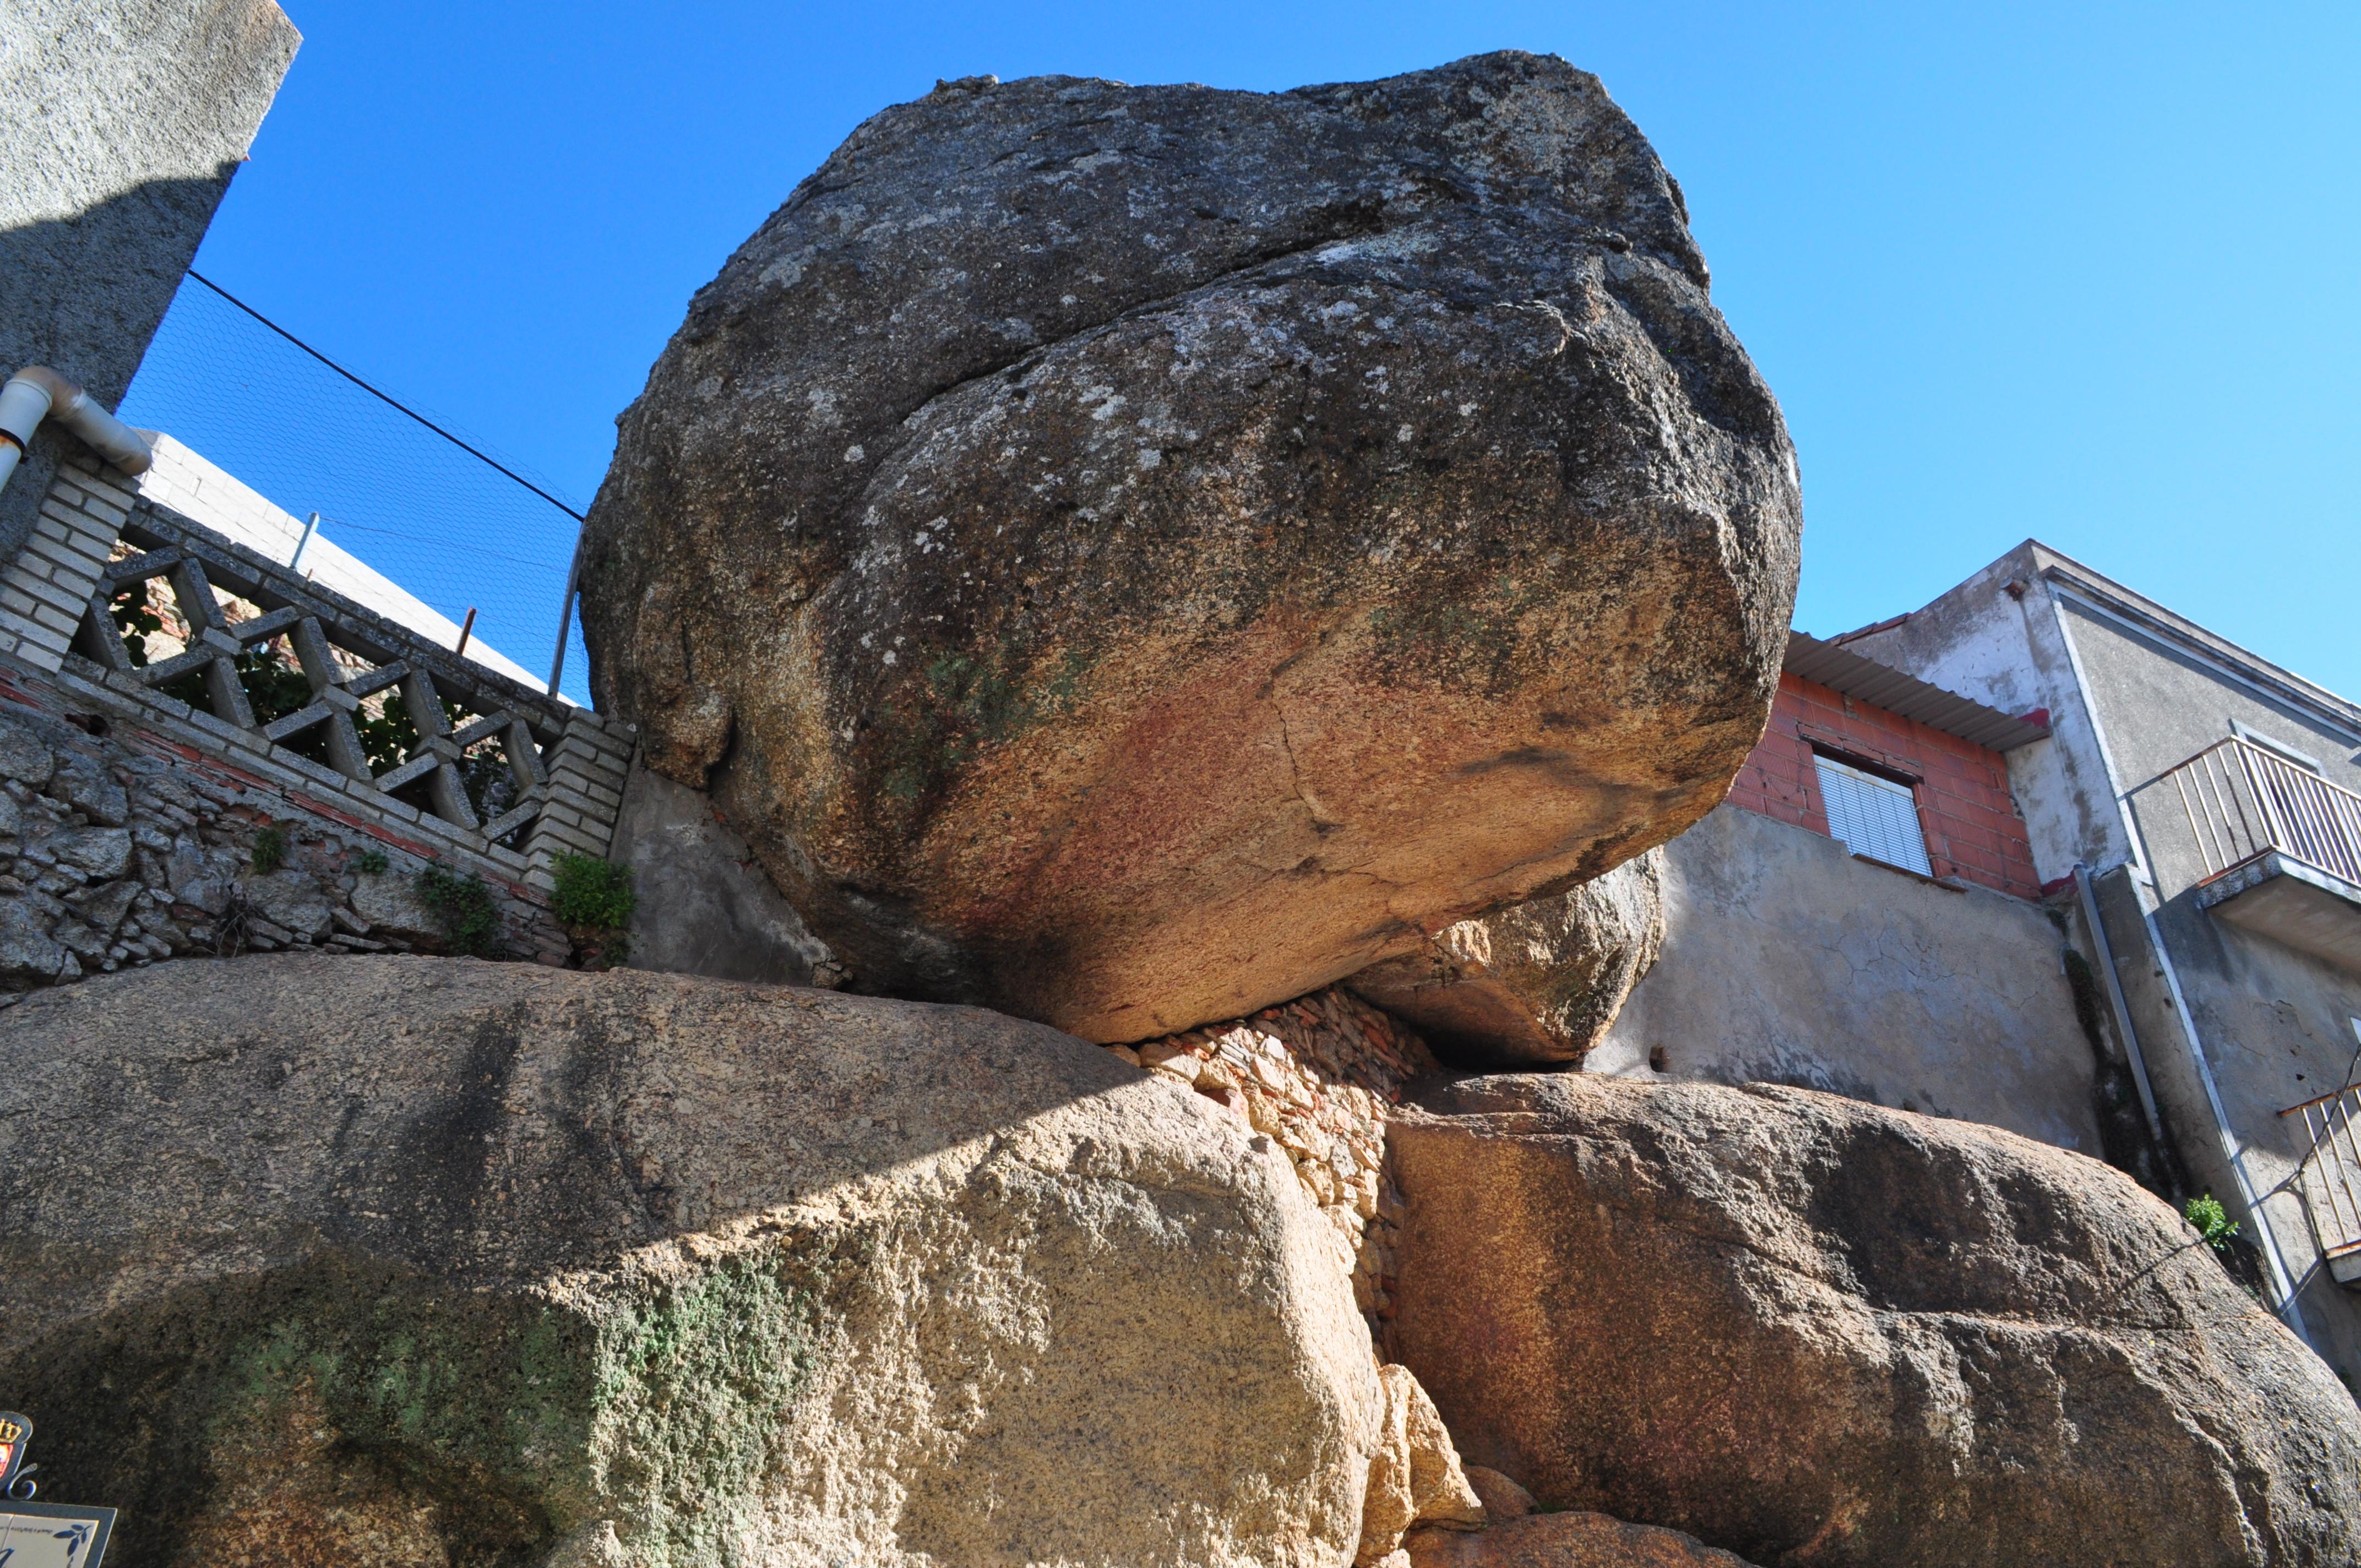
[551,853,634,970]
[418,866,501,957]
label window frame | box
[1808,745,1937,877]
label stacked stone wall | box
[0,658,572,1001]
[1111,986,1441,1335]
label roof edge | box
[2024,540,2361,737]
[1784,631,2052,753]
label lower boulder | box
[0,957,1386,1567]
[1348,851,1663,1066]
[1386,1074,2361,1568]
[1358,1362,1486,1564]
[1403,1512,1759,1568]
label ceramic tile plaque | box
[0,1503,113,1567]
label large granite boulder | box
[1348,847,1664,1065]
[0,957,1391,1567]
[1386,1075,2361,1568]
[579,51,1801,1042]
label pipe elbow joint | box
[0,367,154,478]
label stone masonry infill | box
[1106,986,1440,1334]
[0,658,569,1001]
[0,448,634,902]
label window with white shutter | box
[1813,753,1933,875]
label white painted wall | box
[133,432,550,693]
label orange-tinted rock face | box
[581,52,1800,1042]
[1389,1074,2361,1568]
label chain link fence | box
[119,272,593,705]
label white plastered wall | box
[132,432,550,694]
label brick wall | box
[0,452,119,673]
[1727,670,2042,899]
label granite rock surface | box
[579,51,1800,1042]
[1348,847,1663,1065]
[1403,1512,1761,1568]
[1358,1361,1487,1564]
[0,957,1390,1567]
[1386,1074,2361,1568]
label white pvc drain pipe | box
[0,367,154,493]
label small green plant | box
[2186,1193,2241,1253]
[551,853,636,930]
[355,848,389,875]
[249,825,289,875]
[551,852,635,969]
[418,865,501,957]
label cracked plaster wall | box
[1591,802,2103,1155]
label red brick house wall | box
[1726,671,2042,899]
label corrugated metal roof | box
[1784,631,2051,752]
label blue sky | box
[154,1,2361,698]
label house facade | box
[1835,541,2361,1379]
[1594,634,2131,1169]
[1615,538,2361,1385]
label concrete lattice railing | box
[0,448,630,900]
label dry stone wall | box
[1108,985,1441,1330]
[0,660,568,998]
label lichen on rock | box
[0,957,1390,1566]
[579,50,1802,1043]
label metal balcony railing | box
[2161,737,2361,889]
[2282,1084,2361,1270]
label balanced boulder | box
[0,957,1389,1567]
[580,51,1802,1042]
[1386,1074,2361,1568]
[1348,847,1664,1064]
